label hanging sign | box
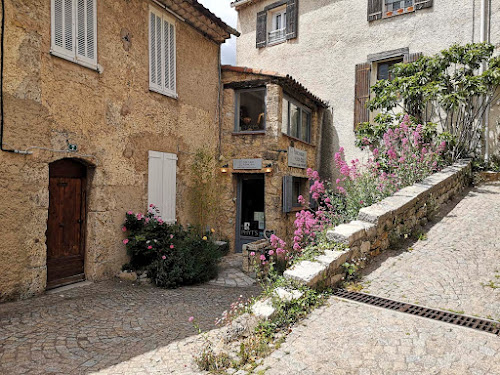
[288,147,307,169]
[233,158,263,170]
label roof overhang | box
[230,0,262,9]
[152,0,240,43]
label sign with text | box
[288,147,307,169]
[233,158,263,170]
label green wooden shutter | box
[286,0,298,40]
[283,176,293,213]
[256,11,267,48]
[367,0,383,21]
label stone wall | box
[0,0,222,301]
[284,160,473,288]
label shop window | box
[282,96,311,143]
[235,88,266,132]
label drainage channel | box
[332,289,500,336]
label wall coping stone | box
[283,260,328,287]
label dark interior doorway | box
[46,159,87,289]
[235,174,265,253]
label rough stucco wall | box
[0,0,220,301]
[218,73,321,252]
[235,0,500,162]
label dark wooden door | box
[46,159,87,289]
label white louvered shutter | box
[148,151,177,223]
[76,0,97,64]
[52,0,75,57]
[149,7,176,96]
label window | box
[148,151,177,223]
[235,88,266,132]
[268,7,286,45]
[367,0,432,21]
[149,6,177,98]
[51,0,97,70]
[282,96,311,143]
[256,0,298,48]
[376,58,403,81]
[283,176,307,212]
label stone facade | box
[233,0,500,163]
[217,66,327,253]
[283,160,473,289]
[0,0,235,301]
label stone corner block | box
[358,202,394,225]
[274,287,303,302]
[283,261,328,287]
[252,298,276,320]
[326,222,368,246]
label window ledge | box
[50,50,102,73]
[267,38,286,47]
[149,87,179,100]
[232,131,266,136]
[282,133,315,146]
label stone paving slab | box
[0,280,260,375]
[261,297,500,375]
[361,182,500,321]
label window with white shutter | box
[149,7,177,98]
[51,0,98,70]
[148,151,177,223]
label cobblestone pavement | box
[361,182,500,321]
[209,254,256,287]
[0,280,260,375]
[261,298,500,375]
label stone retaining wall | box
[284,160,473,289]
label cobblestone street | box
[0,280,259,374]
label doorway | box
[235,174,265,253]
[46,159,87,289]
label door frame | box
[46,158,88,289]
[235,173,265,253]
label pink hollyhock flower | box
[170,244,174,249]
[170,234,174,239]
[268,249,275,256]
[147,246,152,249]
[123,239,129,245]
[188,316,194,323]
[324,197,331,204]
[259,254,266,261]
[162,255,166,260]
[127,211,133,215]
[122,226,127,232]
[250,252,255,256]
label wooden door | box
[46,159,87,289]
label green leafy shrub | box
[121,206,222,288]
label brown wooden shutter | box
[256,11,267,48]
[415,0,433,10]
[286,0,298,40]
[354,63,371,129]
[367,0,382,21]
[404,52,423,63]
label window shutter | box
[256,11,267,48]
[149,11,162,91]
[76,0,97,63]
[161,153,177,223]
[52,0,74,55]
[286,0,298,40]
[148,151,177,223]
[367,0,383,22]
[163,19,176,93]
[282,176,293,213]
[404,52,423,63]
[354,63,371,129]
[415,0,433,10]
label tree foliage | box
[367,43,500,159]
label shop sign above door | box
[288,147,307,169]
[233,158,263,170]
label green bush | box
[121,207,222,288]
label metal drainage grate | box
[332,289,500,336]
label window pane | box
[301,111,311,142]
[290,103,299,138]
[282,99,289,134]
[238,89,266,131]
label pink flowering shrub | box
[254,115,447,272]
[122,205,222,288]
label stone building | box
[0,0,238,301]
[231,0,500,162]
[218,66,328,252]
